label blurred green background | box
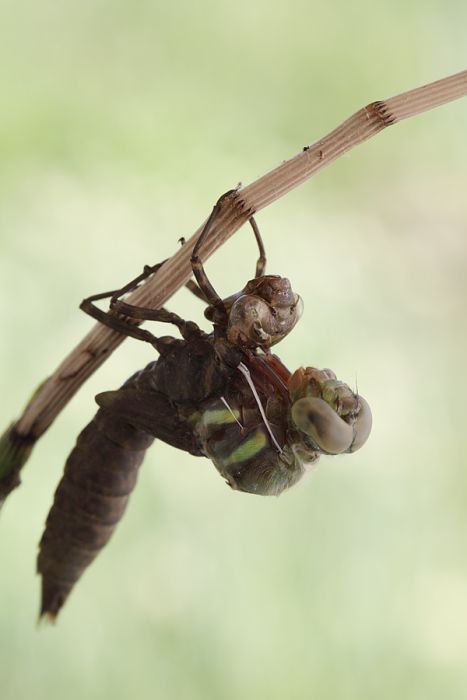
[1,1,466,698]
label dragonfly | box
[37,190,371,620]
[3,70,463,622]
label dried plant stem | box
[1,68,466,498]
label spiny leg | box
[190,190,267,308]
[80,261,203,348]
[81,189,267,340]
[80,261,165,322]
[249,216,266,278]
[190,190,234,310]
[184,279,209,303]
[109,299,202,342]
[176,236,210,303]
[188,216,265,295]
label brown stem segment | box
[1,69,466,500]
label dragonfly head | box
[206,275,303,349]
[288,367,372,454]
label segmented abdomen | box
[37,406,154,620]
[37,339,224,620]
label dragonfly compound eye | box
[348,396,372,453]
[291,397,354,454]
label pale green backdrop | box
[1,1,467,699]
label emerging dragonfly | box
[37,190,372,620]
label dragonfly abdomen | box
[37,407,154,620]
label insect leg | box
[184,279,209,303]
[191,190,267,311]
[82,261,167,311]
[81,262,203,346]
[249,216,267,278]
[190,191,234,310]
[183,216,265,302]
[80,299,166,350]
[109,300,202,342]
[80,262,167,344]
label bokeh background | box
[1,1,466,698]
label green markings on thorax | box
[201,406,240,427]
[222,429,267,466]
[200,403,268,466]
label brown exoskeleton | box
[38,191,371,620]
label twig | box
[1,68,466,501]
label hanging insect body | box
[38,191,372,620]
